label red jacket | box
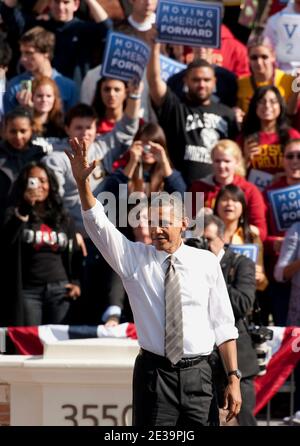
[212,25,250,77]
[189,174,267,241]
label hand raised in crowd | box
[23,179,43,206]
[127,78,143,97]
[65,283,81,300]
[149,142,172,177]
[65,137,96,184]
[129,141,143,165]
[16,88,33,108]
[233,106,245,125]
[243,134,260,164]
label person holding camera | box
[186,214,259,426]
[97,122,186,200]
[0,160,81,327]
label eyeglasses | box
[284,152,300,160]
[249,54,270,61]
[257,99,279,106]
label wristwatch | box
[227,369,242,379]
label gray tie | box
[164,255,183,364]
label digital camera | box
[143,144,151,154]
[27,177,39,189]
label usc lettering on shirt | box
[250,143,283,173]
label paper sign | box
[101,32,150,82]
[160,54,186,81]
[156,0,222,48]
[228,244,259,263]
[267,184,300,232]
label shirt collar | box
[128,13,155,32]
[155,241,190,266]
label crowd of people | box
[1,0,300,425]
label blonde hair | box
[211,139,246,177]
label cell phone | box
[20,80,32,92]
[27,177,39,189]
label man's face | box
[49,0,79,22]
[203,223,224,256]
[149,206,186,253]
[20,44,48,74]
[130,0,158,18]
[184,67,216,103]
[65,117,97,148]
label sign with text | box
[228,244,259,263]
[267,184,300,232]
[101,32,150,82]
[248,168,274,192]
[276,14,300,64]
[160,54,186,81]
[156,0,222,48]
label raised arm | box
[85,0,108,23]
[147,39,167,107]
[65,138,97,211]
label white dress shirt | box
[82,200,238,356]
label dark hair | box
[242,85,290,147]
[204,214,225,238]
[20,26,55,60]
[134,122,167,150]
[14,161,68,228]
[65,103,98,127]
[0,39,12,67]
[92,77,127,120]
[4,106,34,127]
[186,58,215,75]
[283,138,300,154]
[214,184,254,243]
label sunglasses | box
[249,54,270,61]
[284,152,300,160]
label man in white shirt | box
[66,137,242,426]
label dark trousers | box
[23,280,70,325]
[238,377,257,426]
[132,350,219,427]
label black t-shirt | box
[154,88,238,185]
[21,221,72,287]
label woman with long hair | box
[31,76,65,137]
[98,122,186,199]
[214,184,268,291]
[189,139,267,241]
[241,85,300,185]
[1,161,81,326]
[92,77,128,135]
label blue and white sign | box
[160,54,186,82]
[229,244,259,263]
[101,32,150,82]
[268,184,300,232]
[156,0,222,48]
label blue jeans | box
[23,280,71,325]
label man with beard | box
[147,39,239,186]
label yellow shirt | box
[237,69,294,113]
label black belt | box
[140,348,208,369]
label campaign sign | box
[228,244,259,263]
[247,168,274,192]
[156,0,222,48]
[160,54,186,82]
[268,184,300,232]
[101,32,150,82]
